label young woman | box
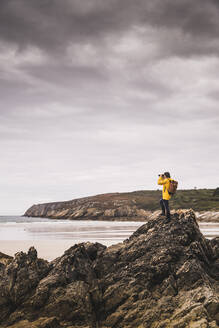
[157,172,172,221]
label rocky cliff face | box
[196,211,219,223]
[24,191,219,222]
[1,210,219,328]
[24,193,151,221]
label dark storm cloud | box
[1,0,219,57]
[145,0,219,36]
[0,0,124,50]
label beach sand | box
[0,240,82,261]
[0,217,144,261]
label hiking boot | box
[165,216,171,223]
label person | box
[157,172,173,222]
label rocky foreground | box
[0,210,219,328]
[24,191,219,222]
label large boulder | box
[0,210,218,327]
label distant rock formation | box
[1,210,219,327]
[24,192,152,221]
[24,191,219,222]
[196,211,219,222]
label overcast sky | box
[0,0,219,214]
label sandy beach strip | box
[0,240,83,262]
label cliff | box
[24,192,151,221]
[24,189,219,222]
[0,210,219,327]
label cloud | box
[1,0,219,57]
[0,0,218,214]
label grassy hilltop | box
[119,188,219,211]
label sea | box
[0,216,218,261]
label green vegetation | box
[123,188,219,211]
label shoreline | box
[22,210,219,223]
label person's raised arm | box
[158,176,168,185]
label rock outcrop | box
[1,210,219,327]
[24,193,152,221]
[0,252,13,266]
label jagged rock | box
[104,208,116,217]
[71,208,87,218]
[0,210,219,327]
[84,208,103,217]
[0,248,50,325]
[0,252,13,266]
[7,317,60,328]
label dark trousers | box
[160,199,170,218]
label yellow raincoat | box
[157,176,173,200]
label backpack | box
[168,179,178,195]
